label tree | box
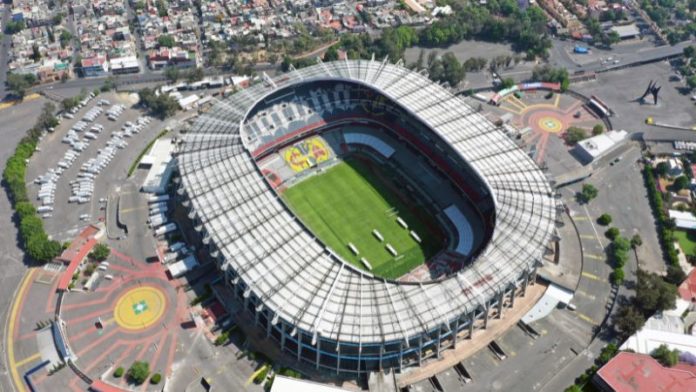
[138,88,181,119]
[684,45,696,58]
[612,268,625,285]
[607,31,621,47]
[59,30,72,50]
[565,126,587,145]
[687,75,696,90]
[37,102,58,131]
[578,183,598,203]
[605,227,620,240]
[655,162,669,177]
[631,234,643,248]
[665,265,686,285]
[673,175,690,191]
[323,45,339,62]
[6,73,36,98]
[90,243,110,261]
[636,269,677,313]
[61,97,79,112]
[651,344,679,367]
[614,303,646,338]
[592,124,604,135]
[157,34,175,48]
[501,77,515,89]
[164,66,180,83]
[128,361,150,385]
[186,67,204,83]
[113,367,124,378]
[4,20,25,34]
[31,44,41,62]
[597,214,612,226]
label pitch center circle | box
[113,286,166,331]
[537,116,563,133]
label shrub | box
[597,214,612,226]
[577,183,598,203]
[113,367,124,378]
[592,124,604,135]
[651,344,680,367]
[565,126,588,145]
[150,373,162,384]
[605,227,620,241]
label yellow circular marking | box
[113,286,166,331]
[538,116,563,133]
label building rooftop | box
[596,352,696,392]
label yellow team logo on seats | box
[283,137,330,172]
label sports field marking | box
[114,286,166,331]
[282,158,442,279]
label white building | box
[141,138,175,194]
[575,129,627,163]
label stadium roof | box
[177,59,557,344]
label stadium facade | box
[176,59,557,374]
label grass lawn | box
[282,158,441,279]
[675,230,696,256]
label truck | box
[154,223,177,236]
[148,194,170,204]
[169,242,187,253]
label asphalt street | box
[0,98,50,392]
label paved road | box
[0,99,50,392]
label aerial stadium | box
[175,59,557,375]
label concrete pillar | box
[379,345,383,370]
[468,314,474,339]
[280,323,286,351]
[297,333,302,361]
[316,338,321,370]
[417,336,423,366]
[497,291,504,319]
[436,327,442,358]
[398,341,404,371]
[266,312,272,338]
[522,272,529,297]
[483,303,490,329]
[453,317,460,348]
[510,285,517,308]
[336,345,341,375]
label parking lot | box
[25,91,166,242]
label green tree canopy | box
[6,73,36,98]
[157,34,175,48]
[90,243,110,261]
[651,344,679,367]
[636,269,677,314]
[565,126,587,145]
[128,361,150,384]
[578,183,598,203]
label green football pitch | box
[282,158,441,279]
